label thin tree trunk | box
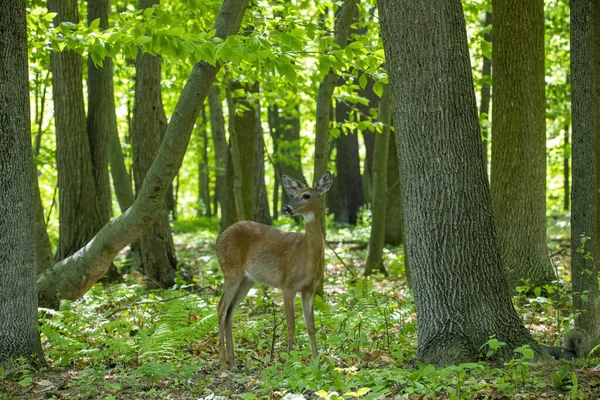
[564,115,570,212]
[34,168,53,274]
[49,0,103,262]
[131,0,177,289]
[199,108,212,217]
[480,11,492,176]
[253,101,272,225]
[108,127,135,213]
[378,0,548,366]
[385,134,404,246]
[209,85,236,231]
[571,0,600,347]
[37,0,249,308]
[365,86,390,276]
[490,0,554,289]
[0,0,44,366]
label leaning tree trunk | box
[571,0,600,348]
[333,101,364,224]
[208,85,236,231]
[378,0,548,366]
[37,0,250,308]
[0,0,44,367]
[131,0,177,289]
[365,86,390,276]
[490,0,554,289]
[49,0,103,262]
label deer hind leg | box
[224,276,254,368]
[301,290,318,358]
[283,289,297,353]
[218,276,245,369]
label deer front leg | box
[283,289,296,352]
[301,290,318,358]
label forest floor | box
[2,215,600,399]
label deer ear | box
[282,175,305,196]
[315,171,333,193]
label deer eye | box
[302,193,310,200]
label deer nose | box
[281,205,293,216]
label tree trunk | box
[313,0,357,216]
[480,11,492,176]
[49,0,103,262]
[571,0,600,347]
[208,85,236,231]
[227,81,257,220]
[564,114,570,212]
[385,134,404,246]
[87,0,113,226]
[198,108,212,217]
[109,126,135,213]
[37,0,249,308]
[0,0,44,367]
[365,86,390,276]
[378,0,547,366]
[34,169,53,274]
[253,103,272,225]
[131,0,177,289]
[490,0,554,289]
[333,102,364,224]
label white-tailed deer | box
[215,171,333,369]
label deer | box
[215,171,333,369]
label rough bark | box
[131,0,177,289]
[49,0,103,262]
[87,0,113,226]
[0,0,44,367]
[378,0,547,366]
[37,0,249,308]
[209,85,236,231]
[490,0,554,289]
[480,11,492,176]
[571,0,600,347]
[332,101,364,224]
[365,86,390,276]
[384,133,404,246]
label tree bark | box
[87,0,113,226]
[208,85,236,231]
[332,101,364,224]
[131,0,177,289]
[198,108,212,217]
[0,0,44,367]
[480,11,492,176]
[253,102,272,225]
[571,0,600,347]
[378,0,547,366]
[490,0,554,288]
[365,86,390,276]
[34,169,54,274]
[37,0,249,308]
[49,0,103,262]
[384,133,404,246]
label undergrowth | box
[2,215,600,399]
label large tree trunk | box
[209,85,236,231]
[384,134,404,246]
[365,86,390,276]
[378,0,547,366]
[571,0,600,348]
[49,0,103,262]
[131,0,177,289]
[490,0,554,289]
[0,0,44,367]
[332,102,364,224]
[37,0,249,308]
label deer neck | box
[303,210,324,260]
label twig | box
[326,241,357,277]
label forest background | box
[2,0,600,398]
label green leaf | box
[373,81,384,98]
[89,18,100,30]
[359,74,367,90]
[168,27,185,37]
[43,12,57,21]
[135,35,152,46]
